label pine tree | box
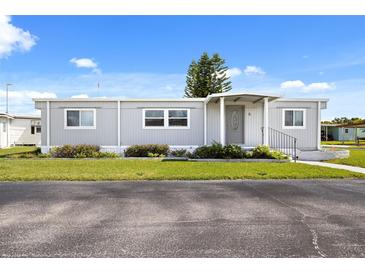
[184,52,232,98]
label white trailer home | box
[34,92,328,159]
[0,113,41,148]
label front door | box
[226,106,244,144]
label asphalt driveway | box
[0,180,365,257]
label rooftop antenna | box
[5,83,12,114]
[97,82,100,97]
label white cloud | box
[70,57,98,68]
[71,94,89,98]
[280,80,335,92]
[244,65,265,76]
[226,67,242,78]
[280,80,305,89]
[0,90,57,100]
[0,15,37,58]
[304,82,335,91]
[0,90,57,114]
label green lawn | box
[0,146,39,157]
[322,140,365,146]
[0,159,364,181]
[327,148,365,168]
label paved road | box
[0,180,365,258]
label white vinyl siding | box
[143,109,190,129]
[64,109,96,129]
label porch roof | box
[205,91,281,104]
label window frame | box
[64,108,96,129]
[142,109,190,129]
[282,108,306,129]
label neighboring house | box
[322,122,365,142]
[0,113,41,148]
[34,92,328,157]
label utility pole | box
[5,83,12,114]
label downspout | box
[263,97,269,146]
[203,100,207,145]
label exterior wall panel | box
[269,101,319,150]
[206,102,220,144]
[49,101,118,146]
[120,101,204,145]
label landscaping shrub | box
[223,144,246,159]
[252,145,271,159]
[191,143,225,159]
[50,144,100,158]
[252,145,288,160]
[189,144,287,160]
[124,144,170,157]
[269,150,288,160]
[170,149,188,157]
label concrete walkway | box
[297,160,365,174]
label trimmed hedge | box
[191,144,288,160]
[50,145,120,158]
[50,144,100,158]
[252,145,288,160]
[191,143,247,159]
[124,144,170,157]
[170,149,188,157]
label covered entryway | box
[204,92,281,146]
[225,105,244,144]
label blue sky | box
[0,16,364,119]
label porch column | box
[263,97,269,145]
[317,101,321,150]
[6,118,10,147]
[203,102,207,145]
[220,97,225,145]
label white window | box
[283,109,306,129]
[2,122,6,133]
[143,109,190,129]
[344,129,349,134]
[64,109,96,129]
[168,109,188,127]
[144,110,165,127]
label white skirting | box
[40,145,200,154]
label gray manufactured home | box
[34,92,328,157]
